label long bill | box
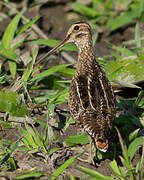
[35,38,68,67]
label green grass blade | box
[104,58,144,86]
[138,0,144,18]
[21,138,30,149]
[126,128,140,142]
[12,35,27,51]
[19,130,31,149]
[0,152,11,166]
[59,67,75,78]
[109,160,123,179]
[49,147,61,156]
[115,127,131,168]
[119,166,127,178]
[71,2,98,18]
[106,10,139,31]
[0,139,20,166]
[31,39,77,51]
[30,125,47,152]
[0,91,28,117]
[128,136,143,160]
[116,129,128,157]
[15,169,43,179]
[49,88,69,104]
[31,64,70,82]
[134,90,144,107]
[135,22,141,48]
[32,126,47,153]
[8,60,16,78]
[0,44,18,61]
[0,91,17,112]
[65,133,89,147]
[22,48,38,82]
[50,157,76,180]
[108,66,123,81]
[19,126,37,149]
[24,124,38,149]
[8,157,17,170]
[79,166,114,180]
[69,174,76,180]
[2,11,23,49]
[16,16,40,37]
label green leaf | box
[16,16,40,37]
[0,139,19,166]
[137,0,144,18]
[0,44,18,61]
[49,147,61,156]
[109,160,123,179]
[113,80,141,89]
[128,136,143,160]
[126,128,140,142]
[8,157,17,170]
[12,35,27,51]
[115,127,132,170]
[135,22,141,48]
[59,68,75,78]
[111,45,136,57]
[69,174,76,180]
[108,66,123,81]
[0,91,28,117]
[31,64,71,82]
[92,0,105,11]
[2,11,23,49]
[71,2,98,18]
[79,166,114,180]
[31,39,77,51]
[34,88,68,105]
[119,166,127,178]
[134,90,144,107]
[19,123,48,153]
[49,88,69,104]
[106,10,139,31]
[15,170,43,179]
[31,125,47,152]
[24,125,38,149]
[21,137,31,149]
[0,63,2,73]
[105,58,144,86]
[50,157,76,180]
[65,133,89,147]
[8,60,16,78]
[22,48,38,82]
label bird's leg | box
[93,140,101,166]
[77,136,95,164]
[89,136,94,163]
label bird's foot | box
[77,151,95,165]
[77,151,101,166]
[78,154,94,164]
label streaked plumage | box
[36,22,116,152]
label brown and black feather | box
[37,21,116,152]
[68,22,115,151]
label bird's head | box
[64,22,91,45]
[35,22,91,66]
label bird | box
[35,22,116,161]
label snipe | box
[36,22,115,160]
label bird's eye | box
[74,25,79,30]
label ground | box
[0,1,143,179]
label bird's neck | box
[76,39,96,74]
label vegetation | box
[0,0,144,179]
